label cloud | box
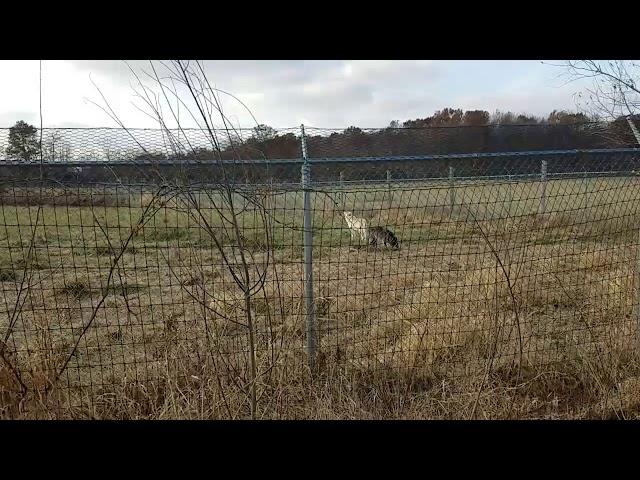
[0,60,594,130]
[0,111,40,126]
[451,70,589,118]
[0,61,40,126]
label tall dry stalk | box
[87,60,284,419]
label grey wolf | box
[368,226,400,250]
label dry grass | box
[1,176,640,419]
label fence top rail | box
[305,148,640,163]
[2,147,639,166]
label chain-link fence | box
[2,122,640,419]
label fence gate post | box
[539,159,548,216]
[449,165,456,209]
[300,125,317,371]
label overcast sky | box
[0,60,591,129]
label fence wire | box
[1,122,640,419]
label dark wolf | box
[368,226,400,250]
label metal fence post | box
[449,165,456,209]
[339,171,345,207]
[300,125,317,371]
[539,159,548,216]
[628,117,640,350]
[387,169,393,206]
[627,116,640,145]
[506,174,513,214]
[581,168,589,219]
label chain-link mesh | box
[0,127,303,162]
[1,122,640,419]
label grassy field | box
[1,175,640,419]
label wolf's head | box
[388,234,400,250]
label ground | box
[1,175,640,419]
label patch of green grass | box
[102,283,146,297]
[144,227,191,242]
[532,235,569,246]
[58,280,146,300]
[0,256,50,272]
[60,281,91,300]
[94,245,138,257]
[0,269,17,282]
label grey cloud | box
[354,60,441,84]
[68,60,443,126]
[207,60,336,84]
[70,60,340,90]
[261,81,375,126]
[55,120,98,128]
[0,111,39,126]
[370,95,442,120]
[453,87,581,119]
[69,60,149,82]
[5,61,587,129]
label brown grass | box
[1,178,640,419]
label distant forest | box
[2,109,639,163]
[195,109,640,161]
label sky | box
[0,60,592,129]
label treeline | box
[400,108,590,127]
[2,110,639,163]
[201,109,640,161]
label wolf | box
[343,211,369,244]
[367,226,400,250]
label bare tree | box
[553,61,640,120]
[85,60,285,419]
[43,130,72,162]
[545,61,640,146]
